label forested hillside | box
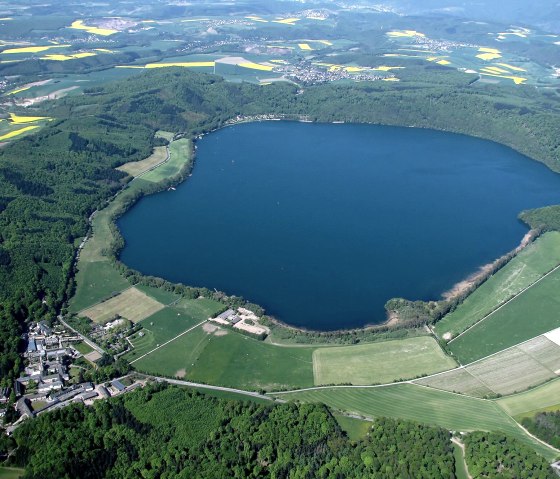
[8,384,456,478]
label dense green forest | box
[464,432,555,478]
[1,68,560,388]
[522,411,560,449]
[6,384,455,478]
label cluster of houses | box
[2,321,144,432]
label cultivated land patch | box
[435,232,560,339]
[275,384,558,460]
[417,330,560,396]
[117,145,168,177]
[497,378,560,419]
[448,265,560,364]
[312,336,456,386]
[414,368,494,398]
[81,286,165,324]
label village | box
[1,319,146,434]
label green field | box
[275,384,558,460]
[125,306,207,359]
[448,265,560,364]
[497,378,560,419]
[173,297,224,320]
[140,138,191,183]
[133,325,315,391]
[435,232,560,339]
[332,413,373,441]
[0,467,24,479]
[312,336,456,385]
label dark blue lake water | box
[118,122,560,330]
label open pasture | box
[80,286,165,324]
[117,145,168,177]
[275,384,557,460]
[132,325,315,391]
[312,336,456,386]
[125,306,206,359]
[173,297,224,321]
[435,232,560,339]
[448,264,560,364]
[497,379,560,419]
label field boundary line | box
[130,319,207,364]
[448,262,560,344]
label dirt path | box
[451,437,472,479]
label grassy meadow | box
[0,468,24,479]
[435,232,560,339]
[275,384,558,460]
[132,324,316,391]
[117,145,168,177]
[312,336,456,385]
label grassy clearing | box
[69,261,129,312]
[0,467,25,479]
[448,266,560,364]
[497,378,560,419]
[333,413,373,441]
[124,306,204,359]
[133,325,315,391]
[81,286,165,324]
[117,146,168,177]
[155,130,174,141]
[72,341,93,355]
[414,368,494,398]
[312,336,456,386]
[276,384,557,460]
[140,138,191,183]
[435,232,560,339]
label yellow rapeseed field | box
[9,113,52,124]
[2,44,70,54]
[0,125,40,141]
[70,20,117,36]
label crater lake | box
[117,122,560,330]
